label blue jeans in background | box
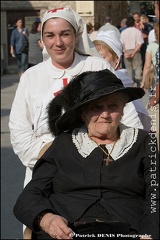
[15,53,28,75]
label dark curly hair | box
[126,17,135,27]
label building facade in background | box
[1,1,154,71]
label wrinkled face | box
[81,93,125,140]
[42,18,77,69]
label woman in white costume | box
[9,8,114,188]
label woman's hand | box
[40,213,75,239]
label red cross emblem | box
[47,8,64,13]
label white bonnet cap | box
[41,8,101,57]
[95,30,122,58]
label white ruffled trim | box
[72,124,138,160]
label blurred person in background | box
[89,22,101,42]
[139,14,153,68]
[28,21,44,68]
[148,28,156,44]
[86,22,94,36]
[98,16,120,38]
[10,17,29,77]
[119,18,127,68]
[120,16,144,87]
[119,18,127,33]
[133,12,141,30]
[141,22,159,90]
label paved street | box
[1,67,25,239]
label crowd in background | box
[10,9,158,86]
[10,18,43,76]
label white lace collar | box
[72,124,138,160]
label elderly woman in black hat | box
[13,69,159,240]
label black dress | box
[13,127,159,239]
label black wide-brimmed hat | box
[48,69,145,135]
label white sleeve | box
[121,102,144,129]
[8,76,50,169]
[137,31,144,45]
[148,30,155,44]
[132,100,151,132]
